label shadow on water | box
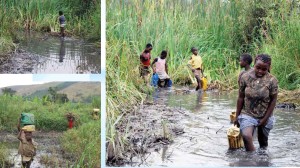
[19,32,100,74]
[138,87,300,167]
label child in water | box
[140,43,153,85]
[234,54,278,151]
[188,47,203,91]
[238,53,252,85]
[58,11,66,38]
[151,50,170,87]
[18,130,37,168]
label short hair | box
[241,53,253,65]
[59,11,63,15]
[191,47,197,52]
[161,50,167,57]
[146,43,152,48]
[255,54,271,66]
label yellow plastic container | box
[227,125,244,149]
[22,125,35,132]
[201,77,208,91]
[230,112,236,123]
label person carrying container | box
[17,113,37,168]
[188,47,203,91]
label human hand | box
[258,118,267,126]
[233,119,240,128]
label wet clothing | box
[239,69,278,118]
[238,68,252,86]
[18,134,37,162]
[238,114,275,135]
[155,57,169,80]
[59,15,66,27]
[188,54,202,69]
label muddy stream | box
[0,32,100,74]
[126,87,300,167]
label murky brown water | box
[18,32,100,74]
[130,87,300,167]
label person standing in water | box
[188,47,203,91]
[238,53,253,86]
[140,43,153,85]
[234,54,278,151]
[58,11,66,38]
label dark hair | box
[241,53,253,65]
[59,11,63,15]
[191,47,197,52]
[161,50,167,57]
[255,54,271,66]
[146,43,152,48]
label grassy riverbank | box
[106,0,300,163]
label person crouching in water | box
[234,54,278,151]
[18,130,37,168]
[188,47,203,91]
[151,50,170,87]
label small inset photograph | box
[0,1,100,74]
[0,78,100,168]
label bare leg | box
[241,126,256,151]
[195,76,201,90]
[257,126,268,149]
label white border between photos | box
[101,0,106,167]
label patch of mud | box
[106,102,190,166]
[0,131,73,168]
[0,49,46,74]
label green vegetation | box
[61,121,100,168]
[106,0,300,162]
[0,93,100,167]
[0,0,100,54]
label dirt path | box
[0,131,73,168]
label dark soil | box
[106,101,190,167]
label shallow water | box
[2,132,70,168]
[134,87,300,167]
[18,32,100,74]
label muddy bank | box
[0,49,46,74]
[0,131,74,168]
[106,101,190,166]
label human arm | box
[234,75,246,127]
[165,63,168,74]
[17,116,21,131]
[234,91,245,127]
[18,130,25,142]
[187,57,195,72]
[151,58,158,73]
[258,78,278,126]
[258,93,277,126]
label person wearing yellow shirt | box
[188,47,203,91]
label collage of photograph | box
[1,0,300,168]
